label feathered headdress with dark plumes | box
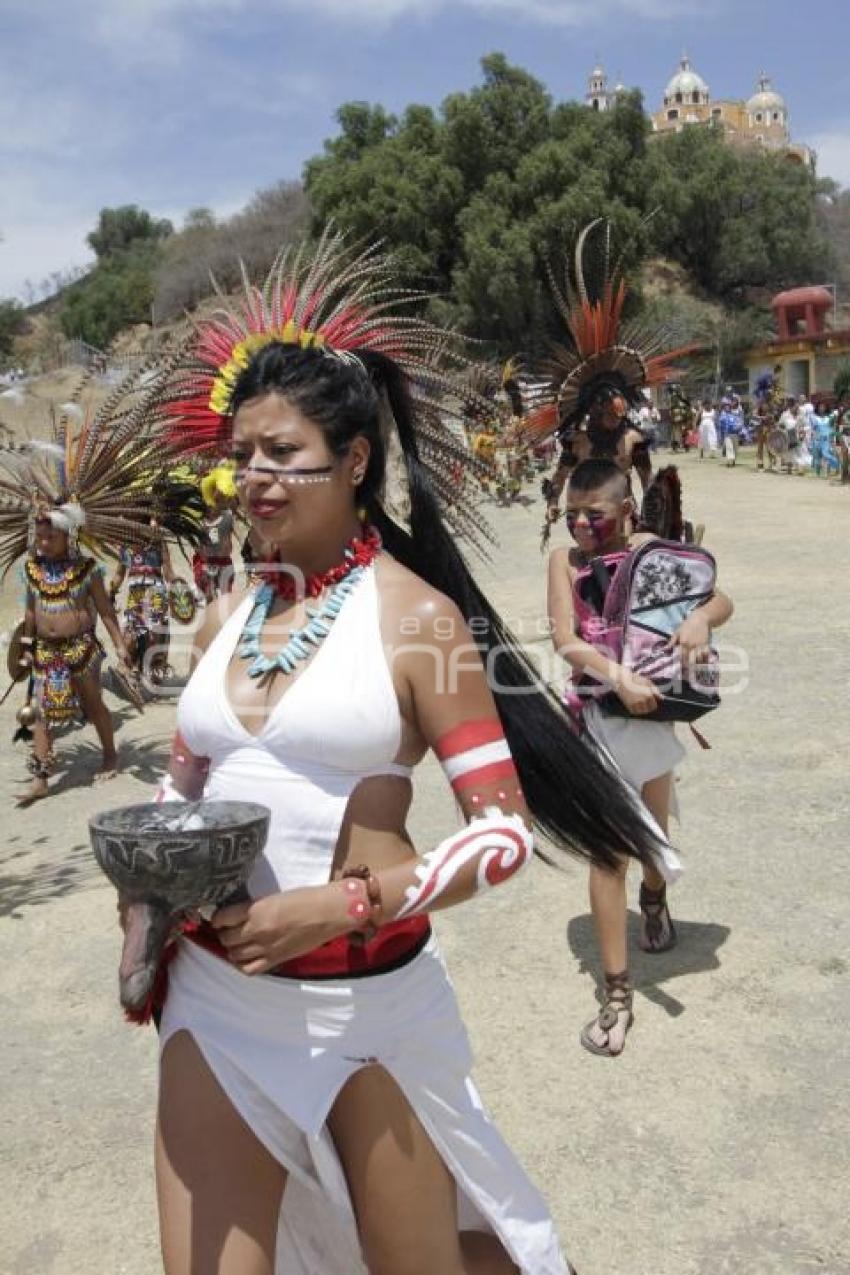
[519,219,698,445]
[162,226,495,552]
[0,352,203,575]
[639,465,684,542]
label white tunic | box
[162,565,570,1274]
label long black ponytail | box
[365,355,662,872]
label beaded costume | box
[24,557,106,724]
[119,544,169,646]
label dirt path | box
[2,452,849,1275]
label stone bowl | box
[89,801,270,1016]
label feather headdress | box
[0,354,202,575]
[162,226,494,551]
[520,219,698,445]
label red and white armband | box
[435,718,523,810]
[153,732,210,804]
[395,718,532,919]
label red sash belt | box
[186,914,431,981]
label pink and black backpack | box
[579,539,721,722]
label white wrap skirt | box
[584,704,685,883]
[160,935,569,1274]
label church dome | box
[747,74,786,114]
[664,56,709,103]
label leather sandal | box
[639,882,677,953]
[580,970,633,1057]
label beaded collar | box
[25,556,98,610]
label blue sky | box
[1,0,848,300]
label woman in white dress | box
[144,232,661,1274]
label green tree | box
[183,207,217,232]
[59,204,175,345]
[87,205,173,260]
[0,299,28,365]
[304,53,832,352]
[644,128,831,298]
[60,242,160,347]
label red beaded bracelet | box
[341,864,383,944]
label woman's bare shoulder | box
[375,553,465,631]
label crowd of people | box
[662,385,850,480]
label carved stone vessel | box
[90,801,270,1015]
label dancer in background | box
[193,463,238,602]
[0,383,190,804]
[110,478,204,688]
[111,527,174,687]
[14,512,130,804]
[718,395,744,467]
[810,402,836,478]
[514,220,695,546]
[667,384,693,453]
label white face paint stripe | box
[441,740,512,782]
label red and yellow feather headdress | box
[162,227,493,549]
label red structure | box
[771,286,833,340]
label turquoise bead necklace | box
[239,526,382,679]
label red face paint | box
[566,510,619,546]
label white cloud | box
[317,0,704,19]
[809,128,850,189]
[58,0,709,52]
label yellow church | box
[586,56,813,168]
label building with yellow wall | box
[744,288,850,399]
[587,57,812,168]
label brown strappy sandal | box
[580,970,633,1057]
[639,882,678,954]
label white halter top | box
[177,566,412,898]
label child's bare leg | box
[17,717,54,805]
[583,858,631,1055]
[589,859,629,974]
[639,773,676,952]
[75,671,118,776]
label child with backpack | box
[547,458,734,1057]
